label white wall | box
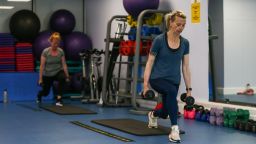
[85,0,127,50]
[224,0,256,92]
[85,0,209,102]
[174,0,209,102]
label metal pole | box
[101,15,128,106]
[132,9,170,110]
[208,17,218,101]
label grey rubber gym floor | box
[0,101,255,144]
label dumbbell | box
[180,93,195,106]
[38,82,44,87]
[141,90,155,100]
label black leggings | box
[149,78,179,125]
[38,71,66,98]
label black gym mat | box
[71,121,134,142]
[40,105,97,115]
[92,118,182,136]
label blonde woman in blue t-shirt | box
[37,32,69,106]
[143,10,192,143]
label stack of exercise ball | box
[50,9,92,94]
[33,31,64,61]
[34,9,93,61]
[64,31,92,61]
[50,9,92,62]
[33,9,93,95]
[63,30,92,93]
[33,31,52,61]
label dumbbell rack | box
[100,15,130,107]
[101,10,170,111]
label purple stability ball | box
[123,0,159,18]
[33,31,64,60]
[64,31,92,61]
[50,9,76,34]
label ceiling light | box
[7,0,31,2]
[0,6,14,9]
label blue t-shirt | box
[150,32,189,84]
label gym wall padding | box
[0,73,53,102]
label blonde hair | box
[49,32,61,42]
[165,10,186,30]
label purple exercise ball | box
[71,73,83,91]
[64,31,92,61]
[123,0,159,18]
[50,9,76,34]
[33,31,64,60]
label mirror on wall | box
[209,0,256,107]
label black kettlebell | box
[184,105,194,111]
[193,104,204,112]
[180,93,195,106]
[141,90,155,100]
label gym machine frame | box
[101,10,170,109]
[79,49,103,103]
[130,9,170,114]
[101,15,129,106]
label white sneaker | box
[55,102,63,107]
[148,111,158,128]
[169,125,181,143]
